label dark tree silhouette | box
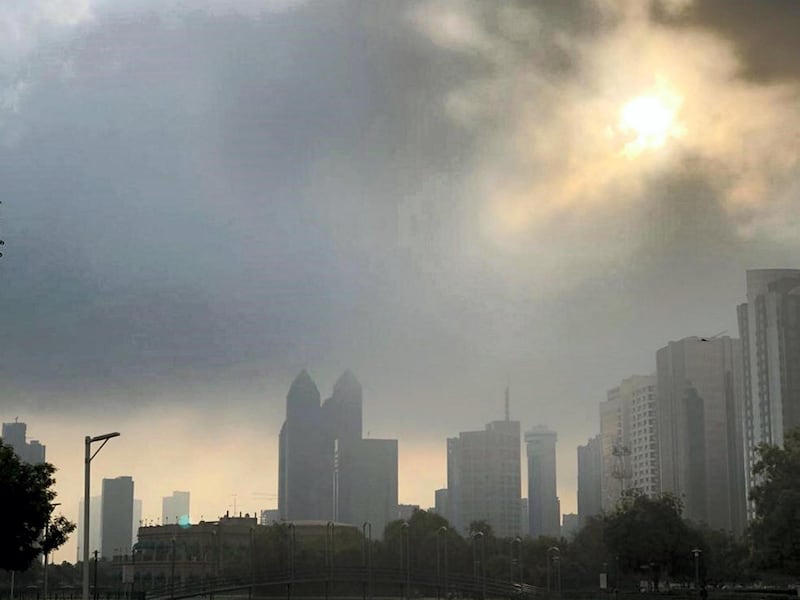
[0,440,75,571]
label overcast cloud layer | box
[1,0,799,561]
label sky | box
[1,0,800,563]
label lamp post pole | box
[691,549,702,594]
[546,547,560,594]
[471,532,484,600]
[83,432,121,600]
[400,522,410,600]
[436,527,448,600]
[362,522,372,600]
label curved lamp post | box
[83,432,121,600]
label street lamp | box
[400,522,410,600]
[691,548,703,593]
[83,432,121,600]
[546,546,560,593]
[510,536,522,586]
[436,526,448,600]
[471,532,485,600]
[362,522,372,600]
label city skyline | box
[1,0,800,565]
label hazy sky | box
[2,0,800,562]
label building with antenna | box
[445,389,521,537]
[600,375,657,509]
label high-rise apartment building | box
[599,376,657,509]
[525,425,559,538]
[162,491,190,525]
[2,421,45,464]
[447,417,521,538]
[577,434,603,523]
[101,476,134,558]
[657,336,745,533]
[738,269,800,515]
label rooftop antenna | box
[505,386,510,421]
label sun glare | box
[618,89,683,157]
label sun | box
[618,88,684,157]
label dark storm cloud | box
[654,0,800,82]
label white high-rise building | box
[599,375,658,509]
[738,269,800,517]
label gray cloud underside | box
[0,1,798,442]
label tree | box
[749,427,800,575]
[603,490,700,589]
[0,440,75,571]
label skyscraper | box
[278,370,399,528]
[278,370,330,521]
[162,491,190,525]
[335,438,398,537]
[526,425,559,538]
[101,476,134,558]
[657,336,745,533]
[447,416,521,538]
[738,269,800,516]
[1,420,45,464]
[577,434,603,524]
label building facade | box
[600,375,657,510]
[162,491,191,525]
[657,336,745,533]
[101,476,135,558]
[525,425,559,538]
[1,421,45,464]
[278,370,399,531]
[738,269,800,516]
[447,418,521,538]
[577,434,603,524]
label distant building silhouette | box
[101,476,134,558]
[278,370,330,521]
[162,491,190,525]
[577,434,603,524]
[738,269,800,519]
[397,504,420,521]
[447,407,521,538]
[657,336,745,533]
[525,425,559,538]
[77,495,101,562]
[278,370,398,535]
[519,498,529,536]
[561,513,580,539]
[1,420,45,464]
[434,488,449,517]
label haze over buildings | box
[1,1,800,564]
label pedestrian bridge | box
[145,567,540,600]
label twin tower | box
[278,370,398,535]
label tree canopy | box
[0,440,75,571]
[749,427,800,575]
